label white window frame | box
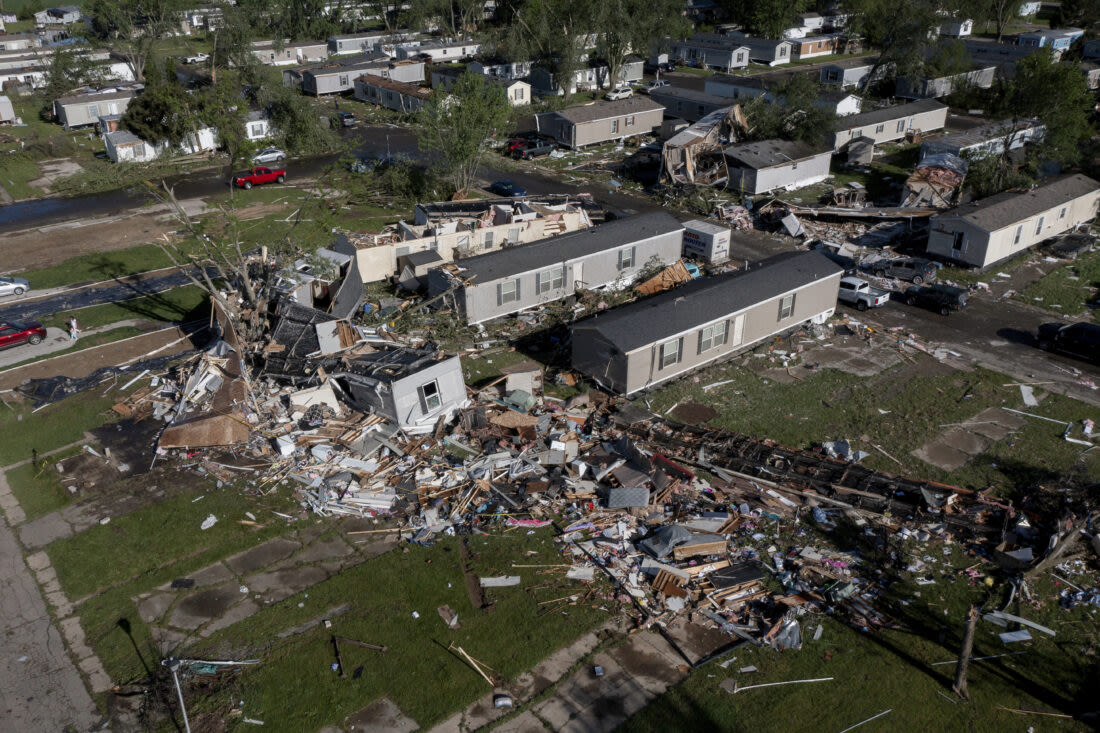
[611,119,619,134]
[536,265,564,294]
[875,123,884,134]
[617,246,636,271]
[498,278,520,305]
[659,338,681,369]
[778,293,796,320]
[1014,225,1023,245]
[698,320,729,353]
[418,380,442,413]
[1035,216,1044,235]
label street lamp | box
[162,657,192,733]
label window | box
[896,119,905,133]
[826,69,839,82]
[698,320,729,353]
[418,380,442,412]
[625,115,635,127]
[339,74,349,86]
[611,119,619,134]
[498,278,520,305]
[457,235,470,251]
[516,87,524,100]
[1035,216,1044,235]
[780,45,788,57]
[1060,207,1067,219]
[618,246,636,270]
[737,52,745,63]
[508,227,521,243]
[396,246,411,256]
[483,231,494,250]
[874,123,884,134]
[660,339,681,369]
[87,104,99,118]
[778,293,796,320]
[250,123,265,137]
[952,231,966,251]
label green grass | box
[0,388,129,467]
[0,326,145,372]
[183,530,610,730]
[674,66,716,77]
[1015,248,1100,320]
[3,444,84,521]
[39,285,209,330]
[784,50,875,67]
[0,155,44,200]
[638,357,1100,494]
[12,243,185,288]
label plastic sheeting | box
[16,351,195,407]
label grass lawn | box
[637,356,1100,495]
[0,388,131,467]
[4,444,85,521]
[623,560,1097,732]
[13,243,184,288]
[1015,248,1100,320]
[184,530,611,730]
[0,155,44,200]
[40,285,210,330]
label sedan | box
[253,147,287,164]
[488,180,527,197]
[0,320,46,349]
[1037,322,1100,364]
[605,86,633,101]
[0,276,30,297]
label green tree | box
[121,60,197,147]
[416,72,513,194]
[261,84,336,155]
[925,39,972,78]
[495,0,593,98]
[963,150,1034,197]
[195,74,250,177]
[592,0,688,88]
[85,0,183,81]
[743,74,837,146]
[719,0,807,39]
[39,47,91,120]
[993,49,1094,166]
[846,0,940,92]
[987,0,1025,41]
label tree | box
[963,149,1034,197]
[743,74,837,146]
[261,84,337,156]
[122,60,197,147]
[39,47,94,120]
[987,0,1025,42]
[404,0,488,36]
[719,0,807,39]
[993,49,1094,166]
[416,72,513,195]
[592,0,688,89]
[85,0,183,81]
[195,75,250,176]
[495,0,593,98]
[846,0,940,92]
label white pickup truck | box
[837,276,890,311]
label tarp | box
[638,525,693,559]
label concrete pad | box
[136,593,176,624]
[150,627,187,656]
[189,562,236,588]
[512,628,605,700]
[78,655,113,693]
[224,537,300,575]
[912,441,972,471]
[966,407,1027,440]
[200,598,259,637]
[18,513,72,550]
[661,617,729,664]
[345,697,418,733]
[245,566,329,602]
[44,591,72,618]
[461,692,513,731]
[293,536,354,564]
[25,550,51,572]
[0,493,25,525]
[493,711,546,733]
[168,584,243,630]
[944,427,990,457]
[609,634,685,693]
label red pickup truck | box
[233,166,286,189]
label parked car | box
[642,80,670,94]
[336,111,356,128]
[0,276,30,297]
[0,320,46,349]
[904,283,967,315]
[488,180,526,197]
[183,52,210,64]
[644,61,676,74]
[252,147,287,164]
[864,257,937,284]
[512,141,556,160]
[233,166,286,189]
[605,86,633,101]
[1036,322,1100,364]
[837,276,890,311]
[505,133,546,153]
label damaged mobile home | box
[571,251,843,395]
[428,211,685,325]
[661,104,748,185]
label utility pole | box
[162,657,192,733]
[952,606,979,700]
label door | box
[729,314,745,346]
[571,261,583,289]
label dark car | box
[336,111,356,127]
[0,320,46,349]
[488,180,526,197]
[866,257,937,284]
[904,283,968,315]
[512,141,556,160]
[1037,322,1100,363]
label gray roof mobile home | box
[830,98,947,151]
[353,74,430,112]
[571,251,843,395]
[536,97,665,149]
[428,211,684,324]
[670,33,750,72]
[289,55,423,95]
[724,140,832,194]
[54,87,141,129]
[647,87,733,122]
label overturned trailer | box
[661,104,747,186]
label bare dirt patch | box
[28,158,84,192]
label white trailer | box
[682,219,731,264]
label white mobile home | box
[830,99,948,151]
[724,140,832,194]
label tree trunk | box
[952,605,979,699]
